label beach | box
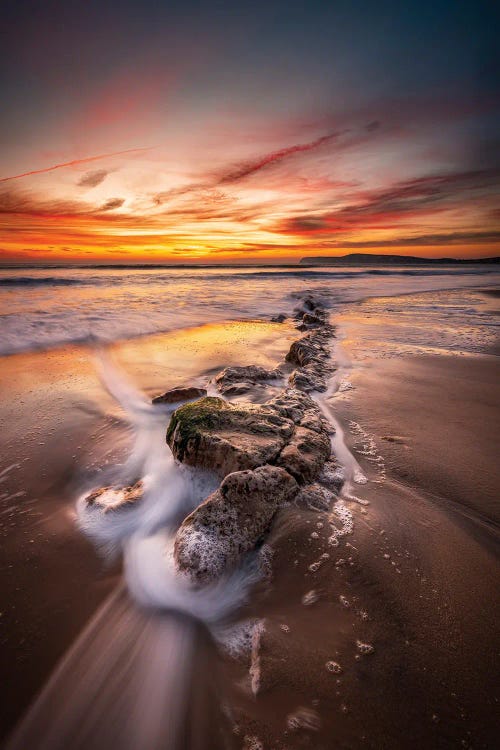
[0,319,298,740]
[211,352,500,749]
[0,270,499,749]
[3,0,500,745]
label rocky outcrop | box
[286,334,321,367]
[267,388,331,435]
[264,388,312,423]
[285,325,335,392]
[277,425,331,484]
[166,397,295,476]
[164,295,338,584]
[214,365,282,396]
[293,295,323,318]
[286,328,333,366]
[152,386,207,404]
[174,465,298,583]
[302,311,323,326]
[288,366,322,392]
[81,293,342,591]
[295,301,330,331]
[83,482,144,513]
[166,390,331,484]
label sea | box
[0,264,499,356]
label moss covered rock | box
[166,396,295,477]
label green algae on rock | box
[166,396,295,476]
[166,390,332,483]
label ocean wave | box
[0,276,89,287]
[0,266,496,289]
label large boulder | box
[166,391,332,485]
[174,465,298,583]
[166,397,294,477]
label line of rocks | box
[212,296,335,397]
[167,296,339,582]
[286,295,336,392]
[82,295,340,585]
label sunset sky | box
[1,0,499,264]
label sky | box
[0,0,499,264]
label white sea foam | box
[326,660,343,673]
[313,336,368,498]
[76,352,259,625]
[249,619,267,696]
[217,618,260,659]
[301,589,320,606]
[356,640,375,655]
[286,706,321,732]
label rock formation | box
[83,481,144,513]
[174,465,298,583]
[215,365,282,396]
[166,296,339,581]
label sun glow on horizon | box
[2,135,498,264]
[1,3,498,264]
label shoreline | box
[1,289,499,747]
[328,353,500,747]
[0,282,497,361]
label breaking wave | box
[0,276,87,287]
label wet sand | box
[1,313,499,748]
[334,355,500,749]
[0,319,296,741]
[223,353,499,748]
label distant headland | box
[299,253,499,266]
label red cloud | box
[0,147,154,183]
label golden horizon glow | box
[2,2,499,264]
[2,137,498,264]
